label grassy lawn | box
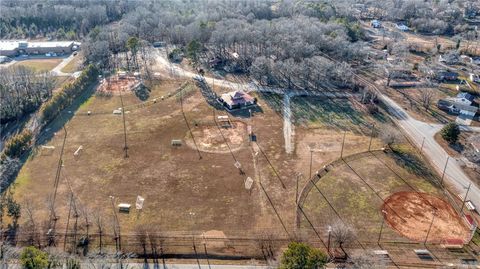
[300,150,446,242]
[15,58,62,72]
[61,54,83,73]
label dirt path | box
[283,92,294,154]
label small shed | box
[118,71,127,79]
[118,203,131,212]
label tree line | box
[0,66,54,124]
[39,64,99,124]
[81,0,369,92]
[0,0,134,39]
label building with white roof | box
[0,40,80,57]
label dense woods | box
[0,0,134,39]
[0,67,55,124]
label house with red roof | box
[219,90,256,110]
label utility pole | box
[309,149,313,179]
[340,131,346,159]
[295,173,301,204]
[189,212,201,269]
[109,196,121,251]
[441,156,450,185]
[327,226,332,254]
[119,91,128,158]
[420,137,425,154]
[368,123,375,151]
[460,183,472,213]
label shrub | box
[280,242,328,269]
[1,129,33,159]
[20,246,49,269]
[441,122,460,144]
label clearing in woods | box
[10,75,463,255]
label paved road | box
[50,54,76,76]
[380,94,480,209]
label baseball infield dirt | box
[382,191,470,243]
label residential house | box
[439,52,460,65]
[371,20,382,28]
[0,55,11,63]
[396,23,409,31]
[454,92,474,105]
[436,71,459,81]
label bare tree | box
[380,127,402,147]
[23,199,41,247]
[256,231,278,261]
[330,221,356,258]
[93,209,105,254]
[347,251,387,269]
[420,88,434,111]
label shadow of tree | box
[388,146,436,182]
[134,84,151,101]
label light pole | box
[378,210,388,246]
[368,123,375,151]
[420,137,425,154]
[424,210,436,245]
[309,148,313,179]
[441,156,450,185]
[189,211,201,269]
[189,212,196,245]
[460,183,472,213]
[327,226,332,254]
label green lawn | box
[15,59,62,72]
[61,55,83,73]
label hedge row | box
[39,64,99,124]
[1,129,33,160]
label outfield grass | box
[300,150,444,242]
[15,59,62,72]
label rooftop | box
[0,40,78,51]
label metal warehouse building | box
[0,40,80,57]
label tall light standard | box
[424,210,436,245]
[460,183,472,213]
[340,131,347,159]
[368,123,375,151]
[309,148,314,179]
[189,212,196,245]
[441,156,450,185]
[378,210,388,246]
[189,211,201,269]
[327,226,332,254]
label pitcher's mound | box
[382,192,470,243]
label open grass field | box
[299,148,470,245]
[61,54,83,73]
[15,58,62,72]
[10,75,468,259]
